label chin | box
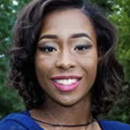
[55,98,82,107]
[58,102,78,107]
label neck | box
[36,92,92,125]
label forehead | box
[40,9,96,42]
[43,9,93,29]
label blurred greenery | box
[107,0,130,123]
[0,0,130,123]
[0,0,30,119]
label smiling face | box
[35,9,98,106]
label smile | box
[54,79,78,85]
[51,76,82,92]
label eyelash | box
[38,46,57,52]
[74,45,92,51]
[38,44,92,52]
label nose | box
[55,50,76,70]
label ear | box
[98,46,103,63]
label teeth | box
[54,79,78,85]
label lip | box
[50,75,82,92]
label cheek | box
[34,54,49,83]
[79,54,98,71]
[35,53,54,71]
[77,53,98,83]
[34,53,57,83]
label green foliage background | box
[0,0,130,123]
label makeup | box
[51,76,81,92]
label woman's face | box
[35,9,98,106]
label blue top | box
[0,111,130,130]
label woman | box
[0,0,130,130]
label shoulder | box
[0,112,43,130]
[99,120,130,130]
[0,113,28,130]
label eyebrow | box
[70,33,92,40]
[39,33,92,41]
[39,35,58,41]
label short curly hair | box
[9,0,124,117]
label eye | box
[74,45,92,51]
[38,46,57,52]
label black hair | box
[9,0,124,117]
